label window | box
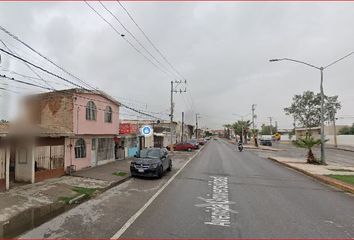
[104,106,112,123]
[86,101,96,121]
[140,149,160,159]
[75,138,86,158]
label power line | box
[0,39,55,90]
[0,47,85,89]
[0,74,52,91]
[99,1,181,81]
[84,1,179,82]
[1,25,166,121]
[0,86,20,94]
[116,0,187,81]
[0,25,95,90]
[0,68,72,88]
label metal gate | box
[35,145,64,171]
[97,138,114,161]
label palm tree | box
[293,134,322,164]
[232,120,251,144]
[223,124,232,139]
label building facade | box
[0,89,120,191]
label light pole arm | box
[270,58,321,70]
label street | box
[23,140,354,238]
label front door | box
[91,138,97,167]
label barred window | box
[75,138,86,158]
[86,101,96,121]
[104,106,112,123]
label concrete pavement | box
[0,158,131,237]
[20,149,201,238]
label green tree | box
[0,119,9,123]
[204,131,213,137]
[293,134,322,164]
[339,124,354,135]
[259,124,277,135]
[284,91,341,130]
[232,120,251,144]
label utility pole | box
[269,117,273,135]
[195,113,199,139]
[181,112,184,142]
[170,80,187,151]
[170,81,174,150]
[251,104,257,145]
[251,104,256,131]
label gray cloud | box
[1,2,354,128]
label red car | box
[167,142,195,151]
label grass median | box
[326,175,354,186]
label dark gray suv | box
[130,148,172,178]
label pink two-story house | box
[24,88,120,178]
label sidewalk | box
[244,144,283,151]
[268,156,354,194]
[327,145,354,153]
[0,158,131,234]
[72,159,131,187]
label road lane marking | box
[195,176,237,227]
[111,149,202,239]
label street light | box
[269,52,354,164]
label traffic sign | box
[140,125,153,137]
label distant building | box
[295,125,349,139]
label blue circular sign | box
[141,125,153,136]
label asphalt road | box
[121,139,354,238]
[22,140,354,238]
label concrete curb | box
[68,194,86,204]
[327,147,354,153]
[267,157,354,195]
[104,175,132,191]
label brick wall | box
[35,168,65,183]
[25,93,74,131]
[39,94,74,131]
[0,178,5,192]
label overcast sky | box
[1,2,354,129]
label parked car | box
[167,142,195,151]
[198,139,206,145]
[188,139,200,149]
[130,148,172,178]
[260,136,272,146]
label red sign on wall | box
[119,123,138,135]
